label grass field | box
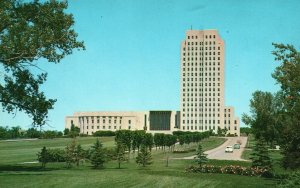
[0,136,277,188]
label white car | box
[225,146,233,153]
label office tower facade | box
[180,30,239,135]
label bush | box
[278,171,300,188]
[173,148,196,153]
[186,165,273,178]
[93,131,115,137]
[47,148,66,162]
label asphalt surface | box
[183,136,248,161]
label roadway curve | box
[183,137,248,161]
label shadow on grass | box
[0,164,61,173]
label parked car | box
[225,146,233,153]
[234,144,240,149]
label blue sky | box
[1,0,300,131]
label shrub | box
[186,165,273,178]
[173,148,196,153]
[278,171,300,188]
[47,148,66,162]
[93,131,115,137]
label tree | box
[0,0,85,127]
[136,145,152,167]
[37,146,49,168]
[132,130,145,153]
[9,126,21,138]
[271,43,300,169]
[65,138,77,168]
[90,139,106,169]
[195,144,208,167]
[64,128,70,136]
[115,141,127,169]
[74,144,85,166]
[115,130,132,158]
[250,138,272,170]
[69,123,80,138]
[143,133,154,151]
[242,91,279,146]
[240,127,252,137]
[26,127,41,138]
[0,126,8,139]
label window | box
[128,120,131,124]
[97,126,99,129]
[128,126,131,130]
[92,126,94,129]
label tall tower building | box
[180,29,240,135]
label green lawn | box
[0,136,277,188]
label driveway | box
[182,137,248,161]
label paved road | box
[183,137,248,161]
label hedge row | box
[186,165,273,178]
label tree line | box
[0,126,63,139]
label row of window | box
[183,67,221,72]
[183,73,221,77]
[81,119,132,125]
[183,57,221,61]
[182,125,237,131]
[183,62,221,66]
[183,51,221,56]
[187,41,217,45]
[183,46,221,51]
[187,34,216,40]
[83,125,131,130]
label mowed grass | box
[0,137,114,164]
[0,136,277,188]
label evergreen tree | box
[37,146,49,168]
[136,145,152,167]
[90,139,106,169]
[116,142,127,169]
[74,144,85,166]
[195,144,208,167]
[65,138,77,168]
[250,138,272,169]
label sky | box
[1,0,300,131]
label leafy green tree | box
[26,128,41,138]
[240,127,252,137]
[0,126,9,139]
[250,139,272,170]
[115,141,127,169]
[0,0,85,127]
[69,123,80,138]
[179,135,185,148]
[9,126,21,138]
[143,133,154,151]
[195,144,208,167]
[64,128,70,136]
[271,43,300,169]
[242,91,279,146]
[37,146,49,168]
[136,145,152,167]
[115,130,132,157]
[132,130,145,153]
[90,139,106,169]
